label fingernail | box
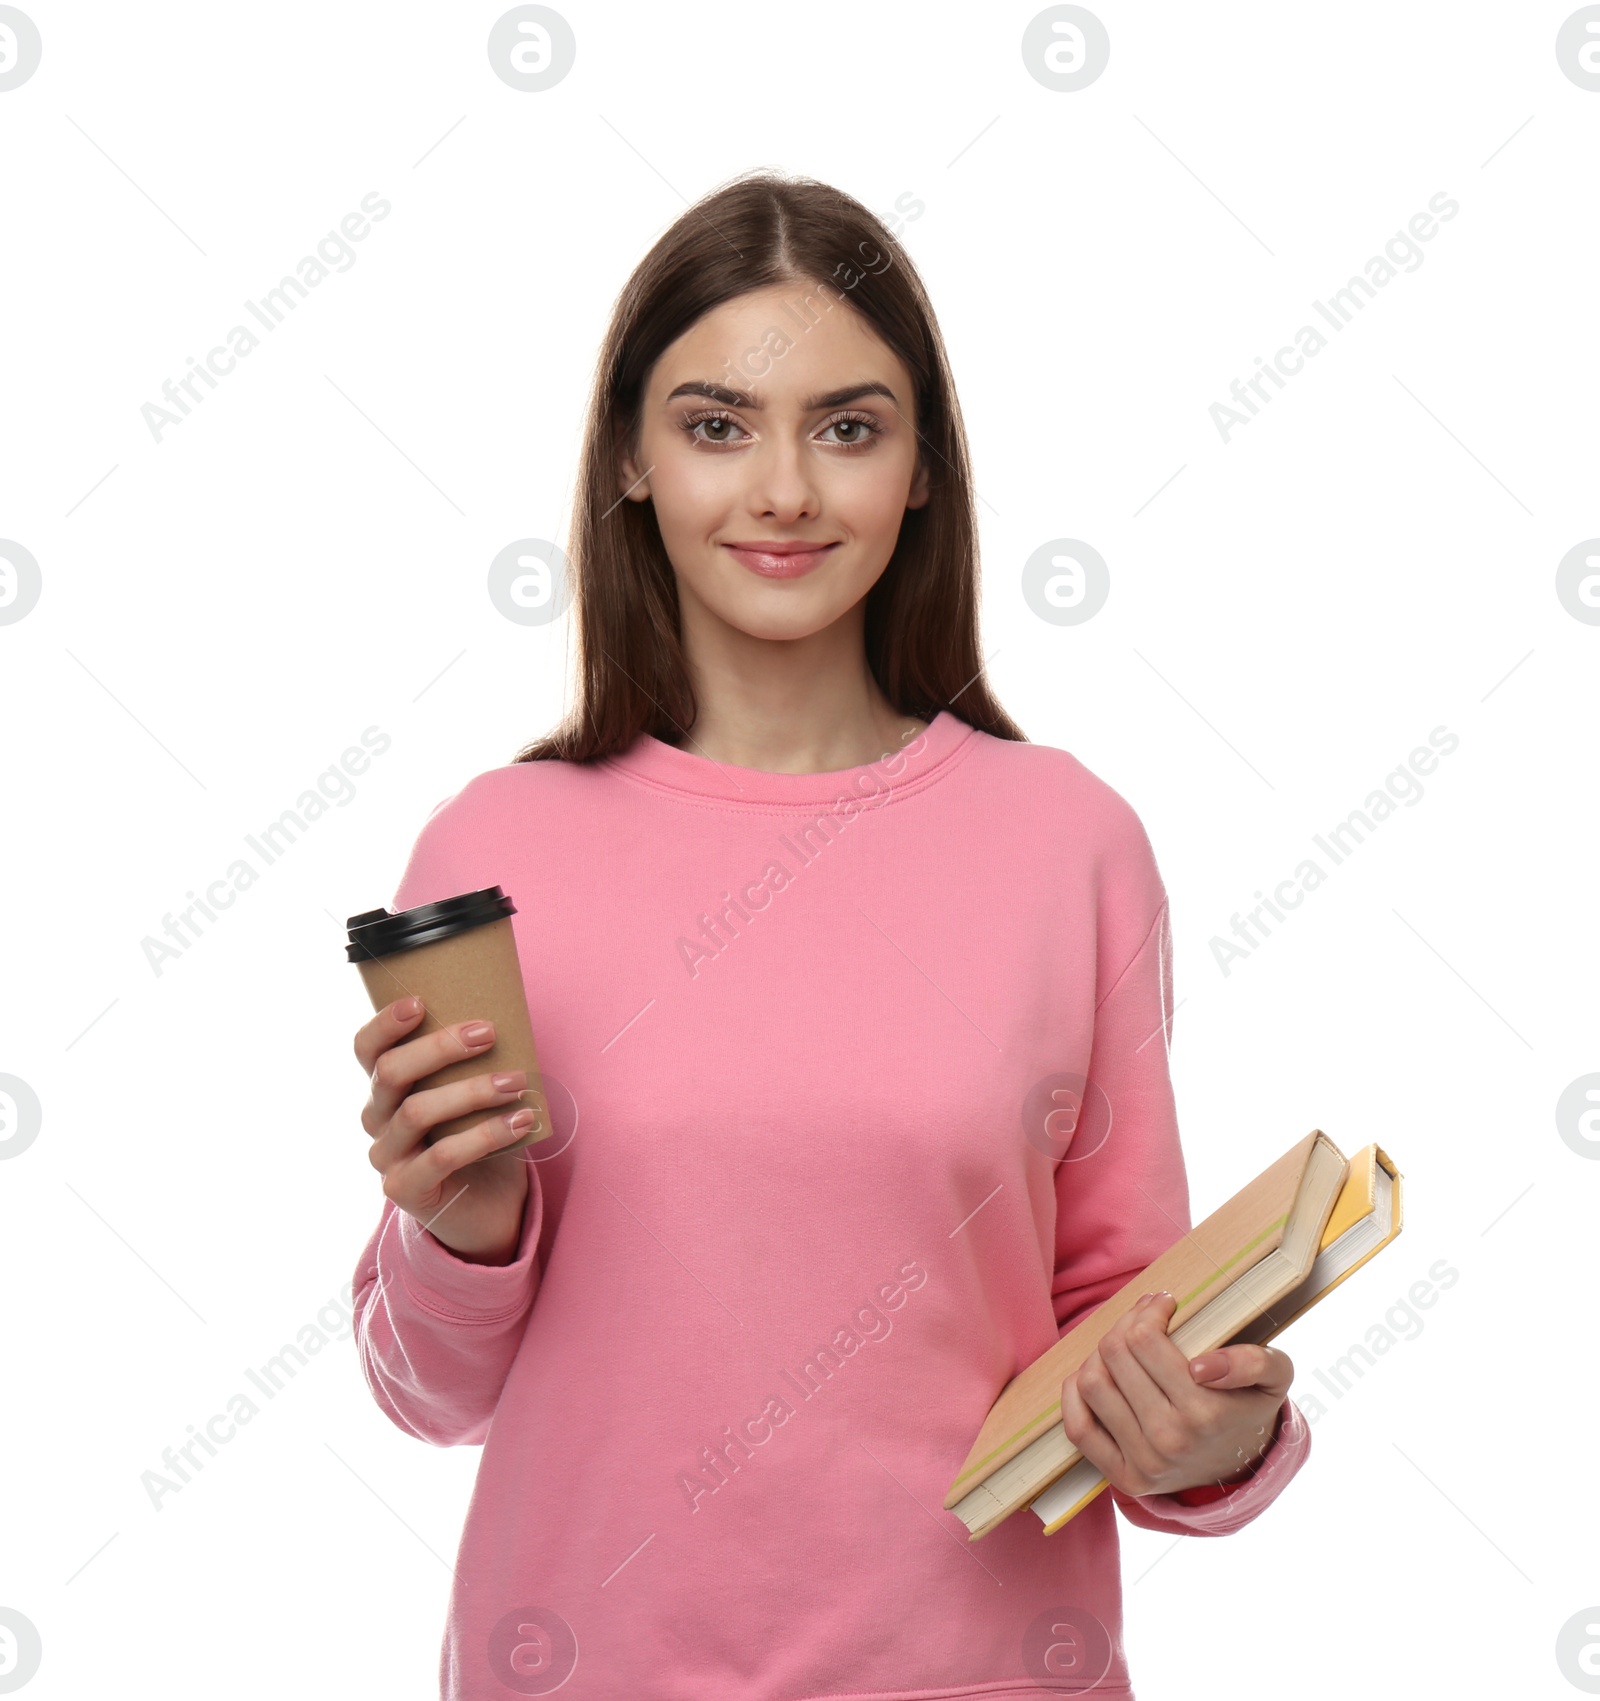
[1191,1355,1220,1379]
[1137,1291,1154,1306]
[397,997,421,1019]
[491,1072,526,1093]
[462,1022,494,1046]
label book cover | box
[945,1131,1337,1510]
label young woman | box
[351,170,1309,1701]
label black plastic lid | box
[345,886,517,962]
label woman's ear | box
[616,431,651,502]
[905,454,932,511]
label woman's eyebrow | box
[663,379,899,410]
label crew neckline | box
[602,709,976,810]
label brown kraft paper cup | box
[346,888,551,1154]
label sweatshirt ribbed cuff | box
[387,1163,544,1320]
[1137,1397,1310,1528]
[1122,1401,1312,1537]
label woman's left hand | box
[1059,1290,1294,1498]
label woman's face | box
[618,281,930,644]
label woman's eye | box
[818,413,883,451]
[683,411,748,446]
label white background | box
[2,2,1595,1696]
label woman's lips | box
[723,542,839,579]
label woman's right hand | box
[356,996,533,1266]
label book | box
[1229,1143,1402,1344]
[1028,1143,1403,1534]
[944,1130,1350,1541]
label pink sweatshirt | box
[351,709,1311,1699]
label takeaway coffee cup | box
[345,886,550,1154]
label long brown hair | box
[513,167,1025,764]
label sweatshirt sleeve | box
[352,1185,545,1446]
[349,777,547,1447]
[1049,792,1311,1533]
